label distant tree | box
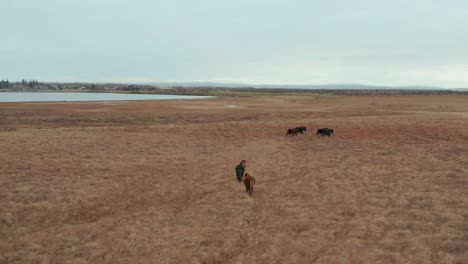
[0,80,10,89]
[26,79,39,88]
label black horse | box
[295,126,307,134]
[316,128,334,137]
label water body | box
[0,92,213,102]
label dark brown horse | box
[286,128,298,136]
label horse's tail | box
[249,179,254,196]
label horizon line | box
[2,79,467,90]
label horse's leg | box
[236,170,242,182]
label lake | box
[0,92,213,102]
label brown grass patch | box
[1,95,467,263]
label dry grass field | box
[1,94,467,264]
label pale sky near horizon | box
[1,0,467,87]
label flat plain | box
[1,94,467,264]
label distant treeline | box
[110,86,468,96]
[0,79,40,89]
[1,80,467,96]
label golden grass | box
[0,95,467,263]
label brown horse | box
[286,128,297,136]
[243,173,256,196]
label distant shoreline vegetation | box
[1,80,467,96]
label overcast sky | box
[1,0,467,87]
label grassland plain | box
[0,94,467,263]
